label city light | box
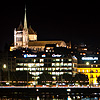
[24,54,37,58]
[3,64,7,69]
[86,62,90,65]
[52,54,62,57]
[82,57,98,60]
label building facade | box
[14,49,77,84]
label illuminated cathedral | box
[10,7,71,51]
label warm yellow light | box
[86,62,89,65]
[3,64,7,68]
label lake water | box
[0,96,99,100]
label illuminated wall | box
[15,54,77,83]
[77,67,100,84]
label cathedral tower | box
[14,7,28,49]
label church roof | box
[28,26,37,35]
[17,24,23,31]
[28,41,65,46]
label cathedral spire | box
[24,6,27,29]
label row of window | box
[16,59,72,63]
[30,72,72,76]
[16,67,72,71]
[78,69,99,73]
[16,63,73,67]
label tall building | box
[10,7,71,52]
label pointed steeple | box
[24,6,27,29]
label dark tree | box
[38,71,54,85]
[73,73,89,85]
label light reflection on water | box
[0,96,99,100]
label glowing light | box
[52,54,62,57]
[86,62,89,65]
[24,54,37,58]
[3,64,7,68]
[42,54,46,57]
[82,57,98,60]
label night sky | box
[0,1,100,50]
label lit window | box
[52,72,56,75]
[36,63,39,66]
[82,48,87,51]
[56,72,59,75]
[31,72,36,75]
[41,68,44,71]
[68,59,72,61]
[40,59,44,62]
[64,63,67,66]
[60,62,63,66]
[24,63,28,66]
[52,50,54,52]
[46,47,50,50]
[52,63,55,66]
[46,68,47,70]
[56,67,59,70]
[56,59,60,61]
[56,63,59,66]
[61,59,63,62]
[19,68,23,71]
[23,50,25,53]
[91,65,93,67]
[52,68,55,71]
[49,50,51,52]
[32,68,35,71]
[96,65,98,67]
[40,72,43,74]
[48,68,51,71]
[68,72,72,75]
[17,63,23,66]
[83,53,86,55]
[16,68,19,71]
[97,52,99,54]
[53,59,56,62]
[59,72,63,74]
[24,68,27,70]
[60,68,63,71]
[34,59,36,63]
[52,76,56,80]
[68,67,72,70]
[78,70,80,72]
[46,50,48,52]
[28,63,33,67]
[80,53,82,55]
[28,68,31,71]
[68,63,72,66]
[56,44,59,47]
[94,61,96,63]
[87,70,88,72]
[82,70,84,72]
[40,63,44,66]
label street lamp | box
[3,64,7,69]
[86,62,89,65]
[3,64,10,85]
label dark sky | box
[0,1,100,50]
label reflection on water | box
[0,96,99,100]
